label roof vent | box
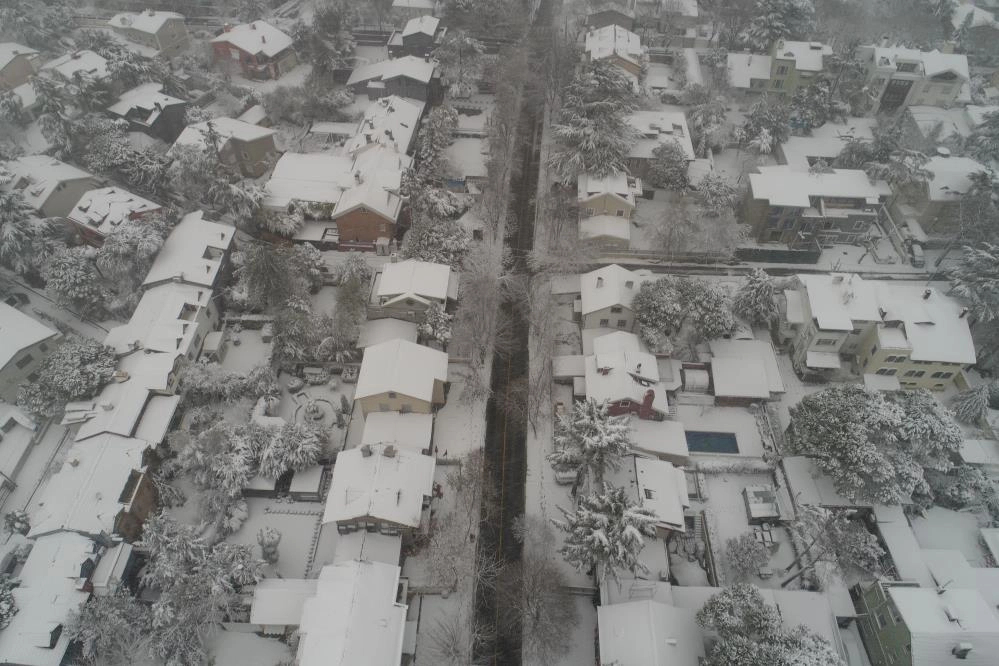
[953,643,974,659]
[923,289,932,300]
[251,22,257,29]
[383,445,397,458]
[944,605,960,622]
[360,444,372,457]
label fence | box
[734,243,822,264]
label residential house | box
[68,369,180,448]
[891,153,991,236]
[346,55,440,103]
[344,95,425,157]
[776,118,878,169]
[40,50,110,84]
[0,304,59,403]
[778,273,977,388]
[586,4,637,31]
[857,45,970,114]
[0,403,38,510]
[708,338,786,405]
[387,15,447,58]
[1,155,96,218]
[744,166,892,246]
[211,21,297,80]
[902,105,997,150]
[584,24,644,82]
[323,443,435,535]
[371,259,458,322]
[626,108,694,179]
[578,171,643,222]
[141,210,235,290]
[630,456,689,537]
[0,42,39,90]
[854,582,999,666]
[597,599,704,666]
[28,434,156,542]
[359,411,434,455]
[392,0,440,21]
[107,82,187,142]
[296,561,409,666]
[170,117,278,177]
[577,264,649,330]
[108,10,191,57]
[66,186,162,246]
[354,339,449,416]
[727,40,833,96]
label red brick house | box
[211,21,297,80]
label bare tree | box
[426,602,494,666]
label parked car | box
[3,293,28,308]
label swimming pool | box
[685,431,739,454]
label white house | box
[108,10,190,56]
[141,211,235,290]
[105,282,220,361]
[354,339,449,415]
[0,304,59,403]
[373,259,458,316]
[40,50,109,83]
[857,45,970,114]
[577,264,650,330]
[66,186,161,246]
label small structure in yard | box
[579,214,632,250]
[0,303,59,403]
[708,339,785,400]
[709,356,771,406]
[597,599,704,666]
[445,137,488,193]
[141,210,235,290]
[170,117,278,177]
[742,485,781,525]
[632,457,689,537]
[296,560,409,665]
[359,411,434,455]
[586,4,636,31]
[0,42,40,91]
[0,155,96,218]
[354,339,449,416]
[387,15,447,58]
[629,418,690,467]
[211,21,297,80]
[323,443,435,536]
[107,82,187,143]
[108,10,190,57]
[67,186,162,247]
[250,578,320,636]
[371,259,458,321]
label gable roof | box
[577,171,639,207]
[579,264,646,315]
[402,15,439,37]
[323,444,435,527]
[585,24,643,65]
[265,153,355,206]
[633,457,689,531]
[0,42,37,70]
[772,40,832,72]
[344,95,425,155]
[141,210,234,288]
[171,117,276,154]
[867,45,970,81]
[346,55,437,86]
[109,10,184,34]
[598,600,704,666]
[727,52,773,88]
[211,21,293,58]
[584,331,670,414]
[41,50,109,81]
[67,186,161,237]
[107,82,185,125]
[888,586,999,666]
[0,304,57,371]
[376,259,454,303]
[1,155,94,213]
[354,339,448,403]
[749,165,891,208]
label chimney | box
[223,23,232,32]
[636,363,642,374]
[361,444,372,457]
[383,445,397,458]
[639,389,655,419]
[596,276,604,288]
[354,170,363,184]
[251,22,257,30]
[879,307,887,320]
[923,289,932,300]
[147,8,155,16]
[261,35,266,44]
[960,307,969,318]
[953,643,974,659]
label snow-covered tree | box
[553,483,658,583]
[259,204,306,237]
[257,423,324,479]
[433,30,486,98]
[0,189,40,275]
[547,398,633,490]
[292,1,356,81]
[402,215,470,269]
[732,267,779,326]
[634,276,686,338]
[419,302,454,346]
[788,80,848,131]
[634,276,734,342]
[687,279,736,339]
[3,510,29,536]
[686,91,728,157]
[948,243,999,324]
[864,149,932,202]
[96,212,172,285]
[329,251,373,286]
[177,362,277,406]
[68,590,153,666]
[697,583,781,638]
[743,0,816,51]
[41,247,106,315]
[167,144,219,206]
[725,532,771,581]
[0,576,16,630]
[16,339,117,418]
[781,505,883,587]
[646,140,690,191]
[0,0,75,49]
[787,385,964,505]
[950,383,993,425]
[741,98,791,148]
[695,172,738,216]
[967,110,999,164]
[257,527,281,564]
[747,127,775,155]
[233,243,322,311]
[208,179,263,221]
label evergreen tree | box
[257,423,325,479]
[402,216,470,269]
[967,110,999,164]
[695,172,738,216]
[0,576,17,630]
[781,505,884,587]
[725,532,772,581]
[743,0,816,51]
[646,141,690,191]
[68,590,153,666]
[433,30,486,98]
[16,339,117,418]
[950,383,994,425]
[0,189,40,275]
[948,243,999,324]
[547,398,633,490]
[553,484,658,583]
[732,267,779,326]
[419,302,454,346]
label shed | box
[289,465,325,502]
[710,357,770,405]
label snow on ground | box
[910,506,992,566]
[433,362,489,460]
[226,496,324,579]
[773,353,829,430]
[410,591,470,664]
[230,63,313,94]
[675,403,765,458]
[206,629,292,665]
[1,272,115,340]
[523,595,599,666]
[1,423,72,537]
[402,461,470,587]
[220,328,273,375]
[309,284,340,316]
[353,44,389,66]
[712,147,775,187]
[163,475,203,527]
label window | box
[585,208,594,217]
[619,400,631,408]
[617,320,627,328]
[644,488,656,499]
[388,391,397,399]
[815,339,837,346]
[229,48,240,61]
[884,355,907,363]
[903,370,925,378]
[616,210,625,217]
[853,220,868,230]
[876,368,898,376]
[15,354,33,369]
[624,281,634,288]
[776,65,789,75]
[599,318,609,326]
[610,306,623,313]
[773,79,784,90]
[0,419,14,433]
[931,371,953,379]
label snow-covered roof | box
[0,42,37,70]
[924,154,990,201]
[344,96,425,156]
[402,15,439,38]
[866,45,969,82]
[376,259,455,304]
[296,561,407,666]
[265,153,353,207]
[749,165,891,208]
[887,586,999,666]
[629,418,689,462]
[171,117,276,153]
[709,356,771,399]
[597,600,704,666]
[921,549,999,611]
[781,456,873,509]
[141,211,235,288]
[963,104,999,129]
[584,331,670,415]
[726,52,772,89]
[578,171,642,207]
[354,339,448,403]
[0,401,36,480]
[779,118,878,169]
[579,264,647,315]
[29,434,149,539]
[981,528,999,564]
[211,21,293,58]
[12,80,36,109]
[360,411,434,453]
[332,530,403,565]
[907,106,974,143]
[628,108,695,160]
[445,137,488,179]
[634,457,689,531]
[347,55,437,86]
[393,0,436,9]
[0,532,95,666]
[585,24,643,66]
[772,40,833,72]
[109,10,184,35]
[875,282,977,364]
[334,177,404,223]
[579,215,631,243]
[1,155,93,213]
[876,517,934,587]
[959,438,999,466]
[951,2,999,31]
[250,578,320,626]
[709,339,785,394]
[358,318,419,348]
[73,377,179,444]
[41,50,109,81]
[796,273,881,331]
[324,444,434,527]
[67,186,161,236]
[107,82,185,126]
[0,303,57,372]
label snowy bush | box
[732,268,779,326]
[725,533,771,581]
[0,576,18,629]
[16,340,117,418]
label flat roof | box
[0,304,57,371]
[750,166,891,208]
[597,600,704,666]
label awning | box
[805,351,841,370]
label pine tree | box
[696,583,781,639]
[743,0,816,51]
[950,384,993,425]
[0,189,38,275]
[257,423,324,479]
[725,532,771,581]
[68,590,153,666]
[948,243,999,324]
[402,215,470,270]
[433,30,486,98]
[419,302,454,346]
[547,398,633,490]
[257,527,281,564]
[553,484,658,583]
[967,111,999,163]
[16,339,117,418]
[733,267,779,326]
[646,141,690,191]
[695,172,738,216]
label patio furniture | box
[758,566,774,579]
[341,366,359,384]
[287,376,305,392]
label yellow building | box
[354,339,449,416]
